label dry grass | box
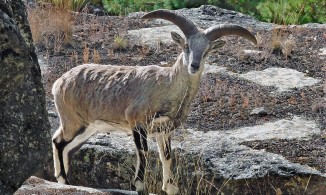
[36,0,87,11]
[70,50,79,64]
[27,4,73,49]
[268,27,296,59]
[255,31,263,48]
[113,35,128,50]
[121,121,220,194]
[282,36,296,58]
[92,48,101,64]
[270,30,283,55]
[83,43,90,63]
[323,65,326,95]
[138,45,151,59]
[143,142,219,194]
[241,92,250,109]
[107,48,115,58]
[27,4,75,98]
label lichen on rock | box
[0,1,51,194]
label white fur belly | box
[151,116,170,124]
[91,120,131,134]
[91,116,171,136]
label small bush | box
[225,0,260,15]
[282,37,295,58]
[225,0,325,25]
[113,35,128,50]
[37,0,89,11]
[102,0,164,15]
[92,48,101,63]
[83,43,90,63]
[257,0,295,24]
[163,0,186,10]
[39,0,325,24]
[235,0,326,25]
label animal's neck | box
[168,53,204,122]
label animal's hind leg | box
[52,127,70,184]
[133,126,148,195]
[52,124,97,184]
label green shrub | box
[163,0,186,9]
[257,0,297,24]
[226,0,325,25]
[102,0,126,15]
[37,0,89,11]
[226,0,261,17]
[90,0,103,6]
[42,0,325,24]
[113,35,128,50]
[102,0,164,15]
[256,0,326,24]
[187,0,209,8]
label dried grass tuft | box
[27,4,73,49]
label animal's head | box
[142,10,257,75]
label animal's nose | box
[191,63,200,70]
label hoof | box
[56,175,69,185]
[135,180,148,195]
[137,191,149,195]
[163,183,179,195]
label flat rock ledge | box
[204,65,321,93]
[15,176,140,195]
[59,116,326,194]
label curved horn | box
[205,24,257,44]
[142,9,198,37]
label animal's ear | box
[171,31,185,46]
[210,40,226,52]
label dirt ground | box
[31,8,326,175]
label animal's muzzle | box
[190,63,200,71]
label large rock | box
[15,176,141,195]
[63,116,326,194]
[0,1,51,194]
[129,5,265,30]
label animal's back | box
[52,64,139,131]
[52,64,174,132]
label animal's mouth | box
[189,66,199,74]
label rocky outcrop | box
[66,117,326,194]
[129,5,272,30]
[0,1,51,194]
[66,5,326,194]
[41,4,325,195]
[15,176,112,195]
[14,176,141,195]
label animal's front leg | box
[156,133,179,195]
[133,126,148,195]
